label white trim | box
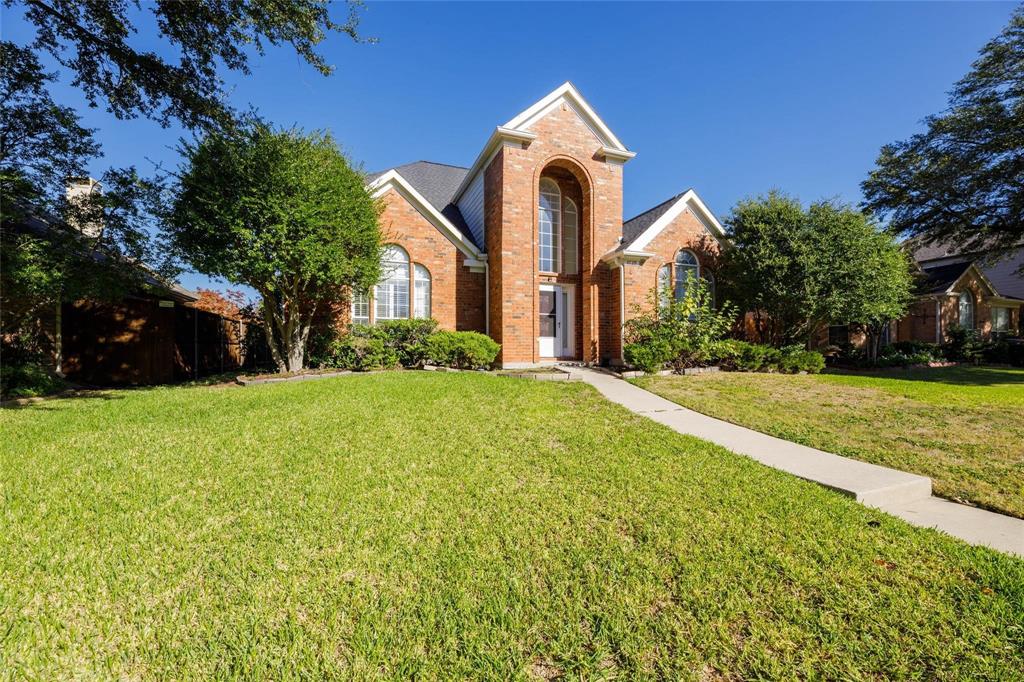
[599,146,636,163]
[503,82,630,153]
[450,127,537,203]
[619,263,626,363]
[625,189,727,253]
[601,248,655,268]
[368,170,487,270]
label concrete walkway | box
[567,367,1024,557]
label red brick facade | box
[364,84,725,368]
[895,269,1021,344]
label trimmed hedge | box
[419,331,500,370]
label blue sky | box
[4,1,1017,293]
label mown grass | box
[634,366,1024,519]
[2,372,1022,679]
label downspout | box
[935,299,942,344]
[194,305,199,380]
[619,263,626,364]
[54,301,64,377]
[483,262,490,338]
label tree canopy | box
[722,192,914,348]
[7,0,369,130]
[166,122,382,371]
[862,6,1024,253]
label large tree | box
[863,6,1024,253]
[166,122,381,372]
[6,0,369,130]
[721,192,913,348]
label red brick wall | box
[367,187,486,333]
[622,210,722,318]
[486,103,624,366]
[896,269,1021,343]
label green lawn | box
[633,366,1024,519]
[2,373,1022,679]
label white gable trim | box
[625,189,727,253]
[368,170,486,271]
[503,82,630,153]
[450,127,537,204]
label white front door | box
[539,284,574,358]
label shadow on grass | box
[824,365,1024,387]
[1,389,125,410]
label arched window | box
[674,250,700,302]
[375,245,410,320]
[351,289,369,325]
[958,291,974,329]
[563,197,578,275]
[414,264,431,319]
[657,264,671,310]
[538,178,561,272]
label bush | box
[419,331,500,370]
[983,339,1024,367]
[944,325,985,363]
[323,325,399,371]
[1,362,68,400]
[622,275,738,373]
[779,349,825,374]
[376,318,438,367]
[890,340,945,360]
[709,340,823,374]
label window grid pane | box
[376,248,410,321]
[414,264,431,319]
[563,200,578,275]
[539,179,561,273]
[352,290,369,325]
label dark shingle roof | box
[910,238,1023,300]
[918,261,972,295]
[368,161,481,250]
[620,191,691,249]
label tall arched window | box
[657,264,671,310]
[538,178,561,272]
[958,291,974,328]
[563,197,578,275]
[674,250,700,302]
[375,245,410,320]
[414,264,431,319]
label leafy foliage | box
[623,275,737,373]
[7,0,370,130]
[418,331,500,370]
[862,7,1024,252]
[0,360,67,399]
[721,192,913,348]
[714,340,824,374]
[166,121,382,371]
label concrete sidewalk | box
[568,367,1024,557]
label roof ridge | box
[623,190,690,226]
[403,159,469,171]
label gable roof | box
[366,165,486,267]
[917,261,974,295]
[502,81,632,155]
[366,161,482,252]
[451,82,635,205]
[618,189,727,253]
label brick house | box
[893,242,1023,344]
[359,82,727,368]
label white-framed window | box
[958,291,974,329]
[351,289,369,325]
[657,263,671,310]
[674,249,700,302]
[538,178,561,273]
[414,264,431,319]
[562,197,578,275]
[992,306,1010,333]
[375,245,410,321]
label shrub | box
[710,340,824,374]
[1,362,68,400]
[419,331,500,369]
[983,339,1024,367]
[376,318,438,367]
[622,275,737,373]
[944,325,985,363]
[324,325,399,371]
[890,340,945,360]
[779,349,825,374]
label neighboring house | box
[4,202,247,385]
[360,82,726,368]
[894,242,1023,344]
